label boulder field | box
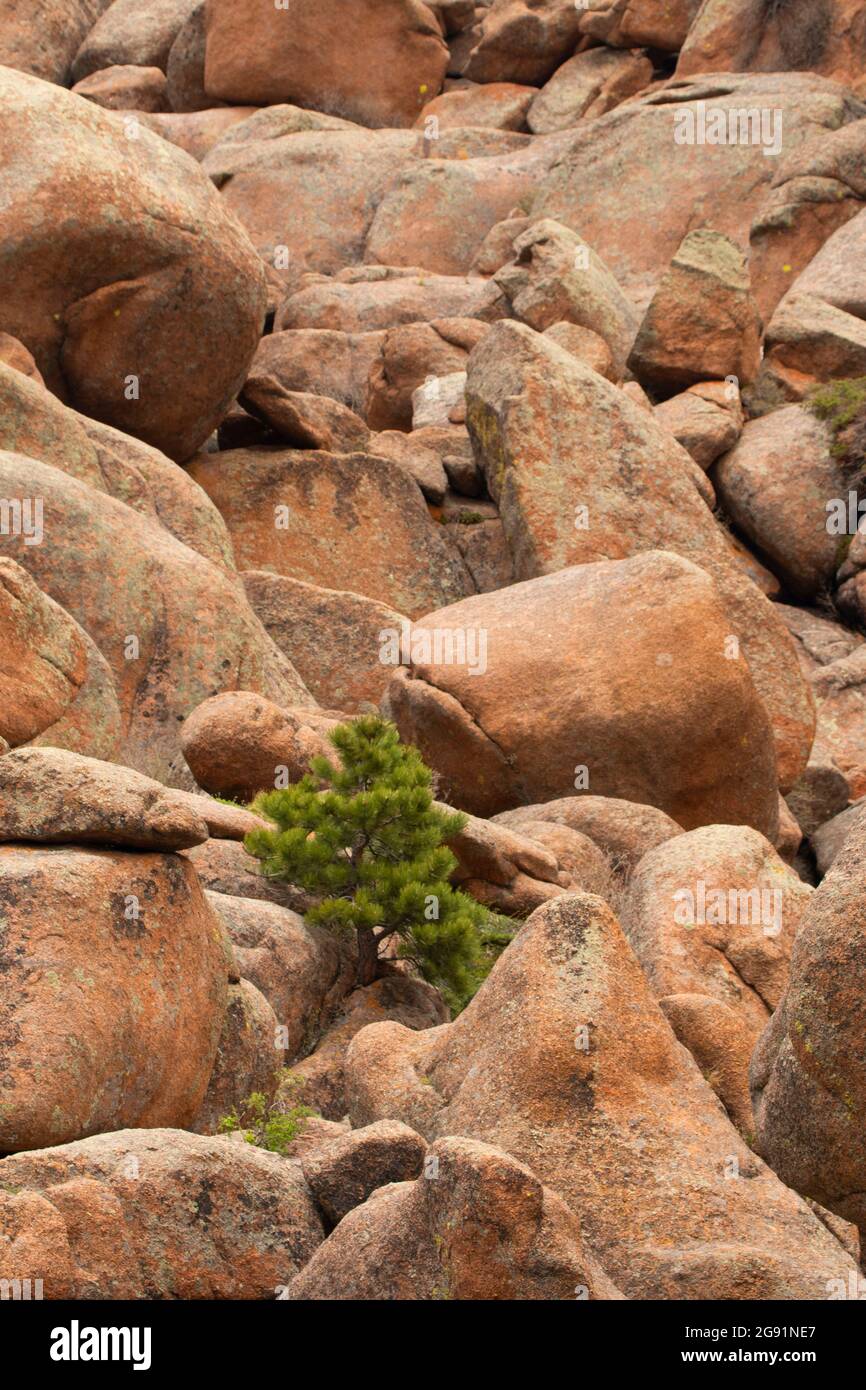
[1,0,866,1307]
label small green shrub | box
[218,1087,316,1156]
[807,377,866,472]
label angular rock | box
[528,45,653,134]
[276,266,502,334]
[455,0,584,85]
[71,0,200,81]
[654,381,743,470]
[166,0,210,111]
[365,318,488,432]
[385,552,780,834]
[0,846,228,1151]
[416,82,534,132]
[187,448,473,617]
[348,893,859,1297]
[239,378,370,453]
[712,406,845,600]
[290,1135,622,1300]
[464,320,815,789]
[72,65,169,112]
[752,808,866,1240]
[243,572,409,714]
[302,1120,427,1226]
[627,230,762,393]
[678,0,866,88]
[494,219,638,376]
[0,1130,322,1298]
[204,0,449,127]
[533,73,866,314]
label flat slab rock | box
[0,747,210,850]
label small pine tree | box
[245,715,490,1010]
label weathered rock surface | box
[0,67,266,460]
[0,748,211,849]
[0,559,121,762]
[301,1120,428,1226]
[344,893,858,1299]
[187,448,473,617]
[204,0,449,127]
[752,809,866,1240]
[289,1135,622,1300]
[385,551,781,835]
[464,320,814,788]
[0,846,227,1151]
[180,693,339,802]
[622,825,812,1131]
[0,1130,323,1298]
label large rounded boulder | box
[0,66,266,460]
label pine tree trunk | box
[356,929,379,987]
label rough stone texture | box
[777,604,866,802]
[0,559,121,763]
[532,73,866,316]
[365,318,488,432]
[243,572,408,714]
[190,979,282,1135]
[0,0,115,84]
[0,846,228,1151]
[238,378,370,452]
[72,65,169,112]
[454,0,585,85]
[184,838,312,915]
[290,1136,622,1300]
[0,748,211,850]
[622,825,812,1132]
[206,892,357,1063]
[166,0,210,111]
[204,0,448,126]
[288,974,448,1120]
[386,552,780,835]
[712,406,845,601]
[187,448,473,618]
[0,451,310,783]
[276,266,502,334]
[494,219,638,377]
[752,808,866,1240]
[493,795,683,873]
[302,1120,428,1226]
[72,0,200,80]
[580,0,702,51]
[677,0,866,88]
[528,45,653,134]
[344,894,860,1299]
[464,320,814,789]
[627,230,762,393]
[180,693,340,803]
[811,799,866,877]
[416,81,534,132]
[655,382,743,470]
[0,1130,323,1298]
[0,66,266,461]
